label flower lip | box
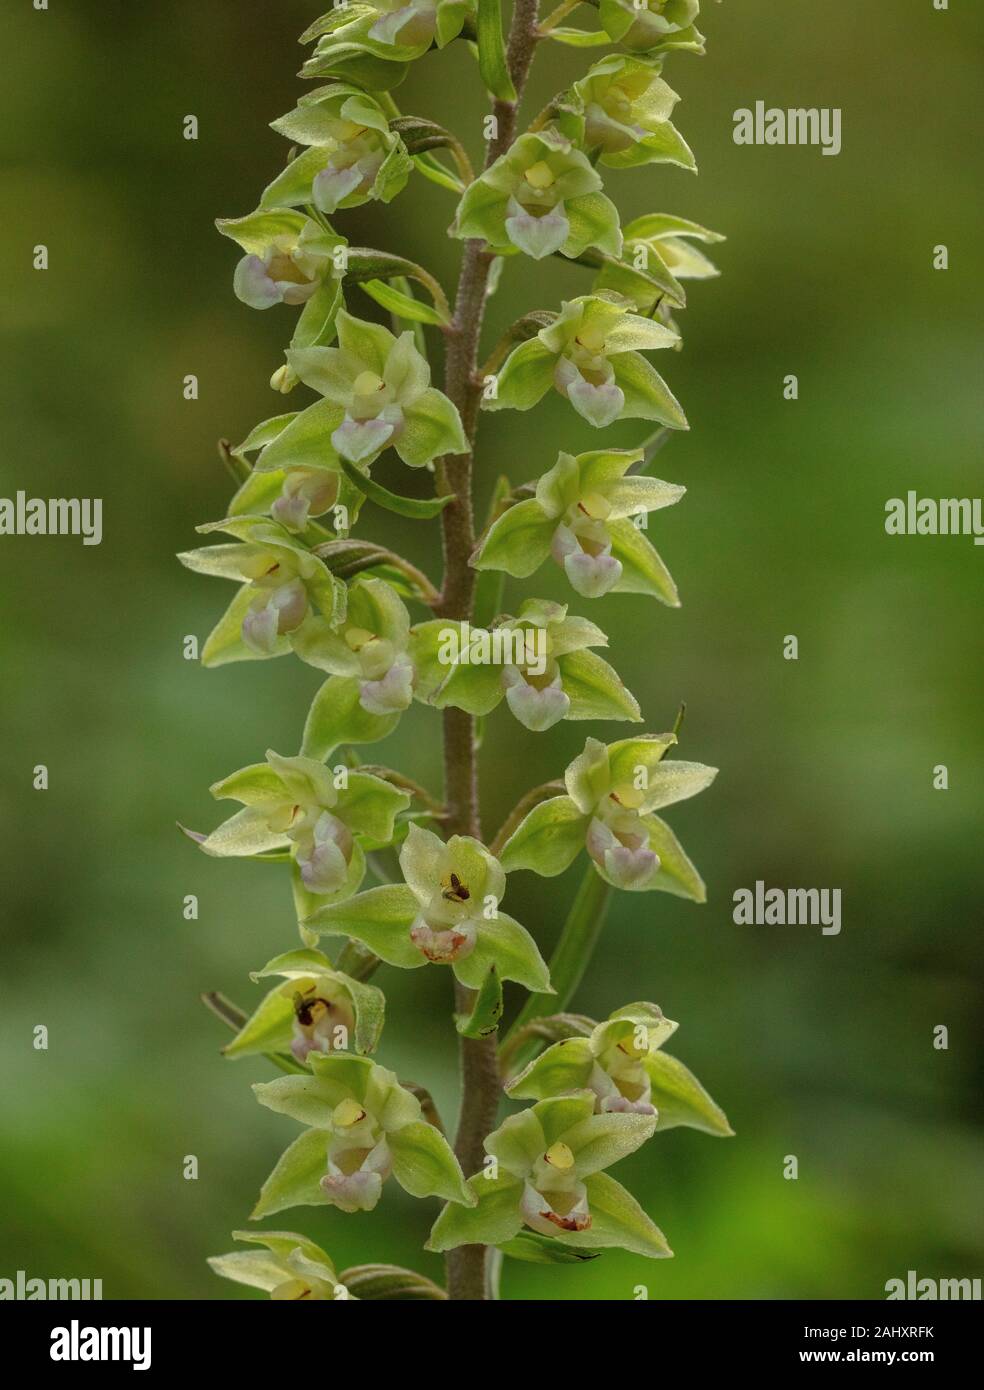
[409,916,478,963]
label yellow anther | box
[575,325,608,353]
[344,627,376,651]
[544,1141,575,1170]
[580,492,612,520]
[612,783,645,810]
[332,1098,366,1128]
[523,160,556,190]
[352,370,384,396]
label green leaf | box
[476,0,516,100]
[645,1051,734,1136]
[412,150,465,194]
[497,1231,601,1264]
[359,277,450,326]
[339,458,453,520]
[472,474,512,630]
[498,795,586,878]
[387,1121,475,1205]
[456,964,504,1038]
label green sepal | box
[472,498,556,579]
[426,1171,526,1252]
[556,648,642,723]
[556,1171,673,1259]
[302,675,402,758]
[645,1051,734,1136]
[504,1036,595,1099]
[387,1122,476,1206]
[303,884,423,969]
[638,813,706,901]
[251,1127,331,1218]
[498,795,587,877]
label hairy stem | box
[437,0,542,1301]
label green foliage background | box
[1,0,981,1299]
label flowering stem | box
[436,0,542,1302]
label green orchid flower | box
[485,292,686,430]
[177,515,347,667]
[473,447,685,602]
[506,1003,733,1135]
[287,309,466,467]
[252,1053,475,1216]
[217,207,343,311]
[225,403,369,534]
[300,1,472,71]
[598,0,706,56]
[300,577,425,759]
[303,822,552,992]
[595,212,724,314]
[411,598,642,732]
[453,129,622,262]
[196,748,409,914]
[224,948,386,1063]
[566,55,695,171]
[262,84,413,216]
[426,1092,671,1258]
[500,732,717,897]
[209,1230,353,1300]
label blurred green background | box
[2,0,982,1300]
